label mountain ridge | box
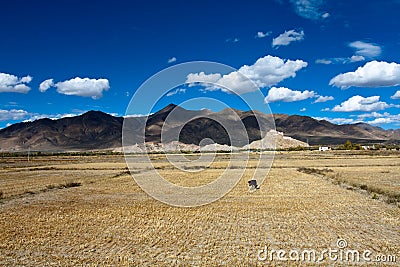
[0,104,399,151]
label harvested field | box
[0,151,399,266]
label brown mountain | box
[0,104,398,151]
[0,111,123,151]
[274,114,396,144]
[142,104,275,147]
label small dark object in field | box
[248,180,259,191]
[360,184,368,190]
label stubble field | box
[0,151,399,266]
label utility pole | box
[28,146,30,162]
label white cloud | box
[186,55,308,94]
[368,116,400,125]
[186,72,222,90]
[357,111,388,119]
[225,37,239,43]
[55,78,110,99]
[331,95,390,112]
[316,56,365,65]
[321,12,330,18]
[289,0,329,21]
[124,113,150,118]
[350,55,365,62]
[314,116,356,124]
[1,110,84,123]
[7,102,18,107]
[166,88,186,97]
[316,41,379,67]
[0,73,32,93]
[24,112,81,122]
[333,58,351,64]
[20,76,32,83]
[315,59,332,65]
[230,55,308,89]
[39,77,110,99]
[256,31,271,38]
[39,79,54,92]
[368,117,395,125]
[265,86,316,103]
[0,109,30,121]
[168,57,177,64]
[313,95,334,103]
[330,117,356,124]
[391,90,400,99]
[272,29,304,48]
[300,107,306,112]
[353,111,400,125]
[349,41,382,58]
[330,61,400,89]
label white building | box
[319,146,331,151]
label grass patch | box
[348,183,399,206]
[46,182,81,190]
[46,184,57,189]
[386,193,400,204]
[297,167,334,175]
[298,167,399,207]
[112,170,140,178]
[64,182,82,188]
[182,165,207,170]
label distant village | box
[300,141,399,152]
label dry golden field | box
[0,151,399,266]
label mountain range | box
[0,103,399,151]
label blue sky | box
[1,0,400,129]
